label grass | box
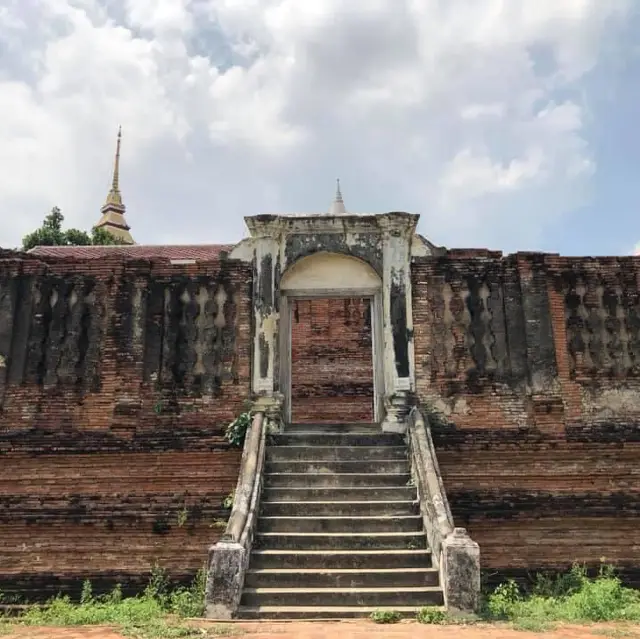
[0,566,239,639]
[2,563,640,636]
[482,564,640,632]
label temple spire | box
[105,126,123,206]
[328,178,347,215]
[94,126,134,244]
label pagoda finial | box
[95,126,134,244]
[328,178,347,215]
[105,126,123,208]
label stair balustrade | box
[205,411,267,618]
[407,407,481,614]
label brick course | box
[0,251,252,600]
[290,297,374,423]
[2,242,640,599]
[412,252,640,585]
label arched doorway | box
[279,252,384,423]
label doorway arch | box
[279,252,384,423]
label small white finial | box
[329,178,347,215]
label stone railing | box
[407,407,481,614]
[205,411,267,618]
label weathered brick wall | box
[290,297,374,423]
[412,251,640,585]
[0,251,252,599]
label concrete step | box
[240,586,444,608]
[250,549,433,570]
[286,423,380,433]
[266,446,407,462]
[258,515,423,534]
[236,605,443,620]
[273,433,404,446]
[244,567,439,589]
[264,473,412,488]
[265,460,410,475]
[262,487,416,502]
[254,531,428,551]
[261,500,419,517]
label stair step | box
[254,531,428,551]
[258,515,423,533]
[236,421,440,619]
[266,446,407,462]
[265,460,410,475]
[262,487,416,502]
[273,433,404,446]
[286,423,380,433]
[264,473,412,488]
[261,500,419,517]
[236,604,443,620]
[250,549,433,570]
[244,567,439,589]
[240,586,444,607]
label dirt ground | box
[2,621,640,639]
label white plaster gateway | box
[229,209,435,431]
[280,252,384,422]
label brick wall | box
[290,297,374,423]
[412,251,640,585]
[0,251,253,600]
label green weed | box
[0,565,236,638]
[416,607,447,624]
[484,564,640,630]
[369,609,401,624]
[222,492,235,511]
[225,412,252,447]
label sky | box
[1,0,639,256]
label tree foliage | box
[22,207,127,251]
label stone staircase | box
[236,422,444,619]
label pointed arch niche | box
[279,252,384,422]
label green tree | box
[22,207,126,251]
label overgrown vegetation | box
[366,565,640,629]
[222,491,235,511]
[0,565,237,638]
[2,564,640,636]
[483,564,640,631]
[416,606,447,624]
[369,609,401,624]
[224,411,253,447]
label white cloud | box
[0,0,633,251]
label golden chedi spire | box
[94,126,135,244]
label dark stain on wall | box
[285,233,383,276]
[390,277,409,378]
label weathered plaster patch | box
[582,386,640,419]
[228,238,256,262]
[432,396,471,417]
[280,252,381,291]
